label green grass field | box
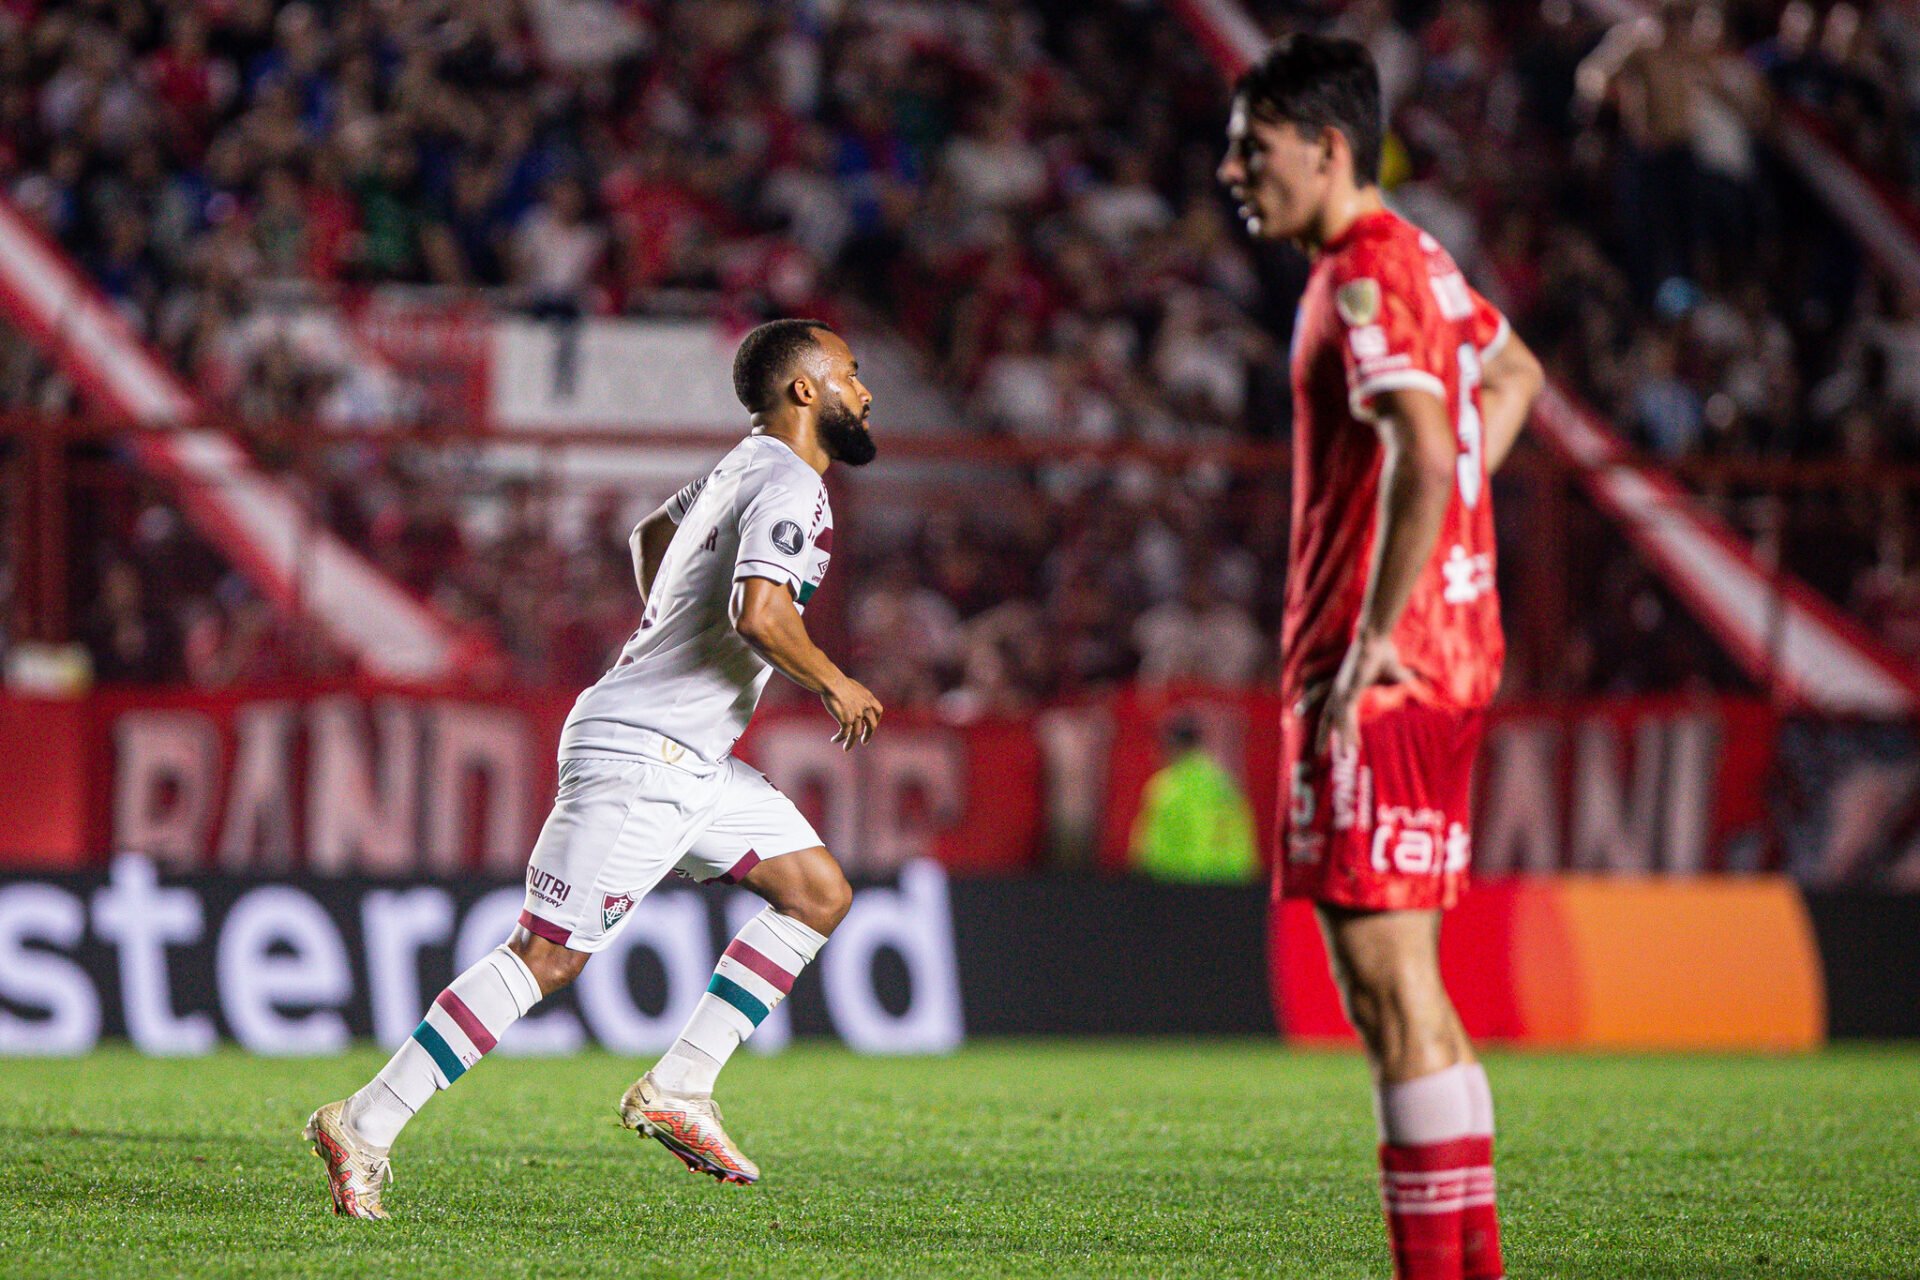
[3,1043,1916,1279]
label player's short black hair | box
[1233,33,1383,186]
[732,318,835,413]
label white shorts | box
[518,737,823,953]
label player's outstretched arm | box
[630,503,679,602]
[731,575,883,749]
[1480,330,1544,475]
[1317,386,1455,758]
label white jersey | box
[559,434,833,765]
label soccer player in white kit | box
[305,319,885,1217]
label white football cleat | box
[303,1100,393,1220]
[618,1072,760,1185]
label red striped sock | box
[1461,1064,1504,1279]
[1460,1134,1503,1278]
[1380,1137,1474,1280]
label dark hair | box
[1232,34,1383,186]
[732,318,834,413]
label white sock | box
[651,909,827,1095]
[344,944,543,1151]
[1373,1062,1476,1145]
[1463,1062,1495,1137]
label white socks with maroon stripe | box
[343,944,543,1152]
[339,912,828,1149]
[650,908,828,1096]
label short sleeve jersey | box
[1283,209,1508,711]
[559,434,833,764]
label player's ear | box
[789,373,816,406]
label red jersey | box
[1282,208,1509,711]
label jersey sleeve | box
[734,480,820,596]
[1331,254,1449,423]
[1469,286,1510,361]
[665,476,707,524]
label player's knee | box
[1371,980,1461,1071]
[1340,983,1386,1045]
[507,931,588,997]
[1340,962,1437,1049]
[811,861,854,932]
[761,848,851,934]
[789,860,852,935]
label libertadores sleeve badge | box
[1335,277,1381,327]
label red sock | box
[1380,1138,1473,1280]
[1460,1135,1504,1279]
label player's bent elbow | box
[1488,337,1545,400]
[732,603,778,648]
[1513,344,1545,401]
[1401,441,1458,492]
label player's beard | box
[819,399,877,467]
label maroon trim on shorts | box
[517,909,572,946]
[710,849,761,885]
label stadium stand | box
[1,0,1917,697]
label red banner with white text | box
[2,685,1909,882]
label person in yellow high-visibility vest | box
[1128,716,1258,884]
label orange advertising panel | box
[1272,877,1826,1051]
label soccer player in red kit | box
[1218,35,1543,1280]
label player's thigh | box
[673,757,829,889]
[1281,693,1483,912]
[1314,902,1444,1000]
[521,758,713,952]
[1316,902,1466,1075]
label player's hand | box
[823,676,883,751]
[1315,632,1415,760]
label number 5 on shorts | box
[1289,763,1315,828]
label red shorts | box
[1278,688,1486,912]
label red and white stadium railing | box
[0,197,486,683]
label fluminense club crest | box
[602,892,635,930]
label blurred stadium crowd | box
[3,0,1918,695]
